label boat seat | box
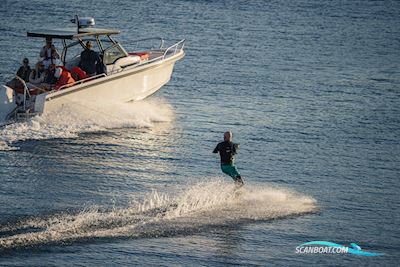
[106,55,140,74]
[129,52,149,61]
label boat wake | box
[0,98,174,151]
[0,180,317,251]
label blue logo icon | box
[297,241,383,256]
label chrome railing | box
[135,39,186,65]
[130,37,165,51]
[14,76,31,111]
[107,39,185,75]
[162,39,185,59]
[4,76,37,121]
[54,73,107,92]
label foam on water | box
[0,98,174,150]
[0,180,317,250]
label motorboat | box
[0,16,185,125]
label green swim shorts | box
[221,164,241,179]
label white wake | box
[0,98,174,150]
[0,180,317,250]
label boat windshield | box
[64,40,87,63]
[98,35,128,65]
[62,35,127,67]
[103,43,127,65]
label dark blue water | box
[0,0,399,265]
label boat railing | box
[162,39,185,59]
[130,37,165,50]
[4,75,35,121]
[14,76,31,111]
[54,73,107,92]
[141,38,185,64]
[107,39,185,75]
[135,39,186,66]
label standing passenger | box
[40,37,60,69]
[79,41,101,76]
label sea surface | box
[0,0,399,266]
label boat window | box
[64,41,86,63]
[103,43,127,65]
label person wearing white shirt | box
[40,37,60,69]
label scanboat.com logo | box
[296,241,384,256]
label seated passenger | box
[40,37,60,69]
[79,41,101,76]
[41,64,57,90]
[17,58,32,82]
[71,66,88,81]
[54,66,75,90]
[29,61,46,86]
[6,58,31,89]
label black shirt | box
[16,66,31,82]
[213,141,239,164]
[44,69,56,84]
[80,49,101,75]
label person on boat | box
[40,37,60,69]
[17,58,31,82]
[54,66,75,90]
[41,64,57,90]
[213,131,244,186]
[6,58,31,89]
[28,61,46,86]
[79,41,101,76]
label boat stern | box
[0,85,17,122]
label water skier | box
[213,131,244,186]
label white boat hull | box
[35,51,184,114]
[0,86,17,122]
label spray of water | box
[0,180,317,250]
[0,98,174,150]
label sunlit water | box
[0,0,399,266]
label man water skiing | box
[213,131,244,186]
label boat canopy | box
[27,27,121,39]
